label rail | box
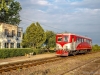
[0,56,63,74]
[61,57,100,75]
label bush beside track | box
[0,44,99,59]
[0,48,33,58]
[0,48,55,59]
[92,44,100,52]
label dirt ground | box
[0,53,56,65]
[0,51,100,75]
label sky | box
[17,0,100,45]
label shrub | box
[0,48,55,59]
[0,48,33,58]
[92,44,100,52]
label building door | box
[5,43,9,48]
[10,43,14,48]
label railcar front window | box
[57,37,62,42]
[64,36,68,42]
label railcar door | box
[71,35,76,50]
[72,36,74,50]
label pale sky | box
[17,0,100,45]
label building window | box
[10,43,14,48]
[5,29,9,35]
[17,43,20,48]
[5,43,9,48]
[17,32,21,37]
[12,30,15,36]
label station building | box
[0,23,23,48]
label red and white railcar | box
[56,33,92,56]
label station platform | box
[0,53,56,65]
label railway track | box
[0,51,99,75]
[61,57,100,75]
[0,56,63,74]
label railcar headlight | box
[56,46,59,50]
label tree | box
[0,0,22,25]
[45,30,56,48]
[48,35,56,48]
[0,0,10,12]
[22,22,46,48]
[36,22,46,47]
[92,44,100,51]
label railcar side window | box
[77,38,79,42]
[90,41,92,45]
[57,37,62,42]
[82,39,84,42]
[78,38,83,42]
[64,36,68,42]
[86,40,91,44]
[84,39,86,42]
[79,38,82,42]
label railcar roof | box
[56,33,92,40]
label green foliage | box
[0,0,22,25]
[33,48,55,54]
[45,30,56,48]
[48,35,56,48]
[0,0,11,12]
[22,22,46,48]
[0,48,33,58]
[92,44,100,51]
[35,22,46,47]
[0,48,55,58]
[33,49,43,54]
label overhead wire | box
[20,16,66,32]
